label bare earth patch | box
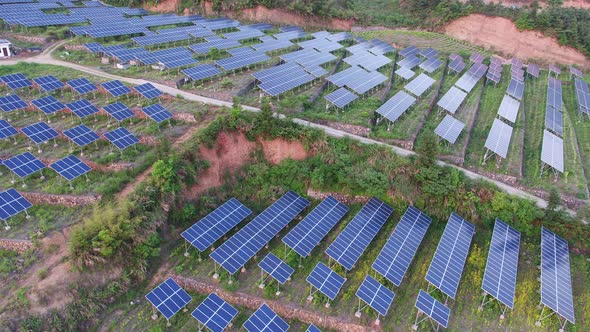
[261,138,308,165]
[444,14,590,68]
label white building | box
[0,39,12,58]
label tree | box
[255,99,276,136]
[576,203,590,224]
[415,131,439,168]
[208,47,221,60]
[544,187,563,222]
[151,158,181,196]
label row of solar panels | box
[542,77,565,173]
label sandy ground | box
[444,14,590,68]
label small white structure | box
[0,39,12,58]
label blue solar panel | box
[21,122,59,144]
[145,277,192,320]
[540,227,575,324]
[415,289,450,328]
[192,293,238,332]
[142,104,173,123]
[181,64,223,81]
[243,304,289,332]
[356,275,395,316]
[49,155,91,182]
[67,78,98,95]
[3,152,46,178]
[307,324,321,332]
[0,94,28,112]
[210,191,309,275]
[31,96,65,115]
[33,75,65,92]
[100,80,131,97]
[181,198,252,252]
[482,219,520,309]
[63,124,99,147]
[282,196,349,257]
[0,189,32,221]
[0,73,32,90]
[258,253,294,285]
[372,206,431,286]
[66,99,99,118]
[104,127,138,150]
[0,120,18,140]
[325,198,393,271]
[103,101,134,122]
[425,213,475,299]
[134,83,163,99]
[306,261,346,300]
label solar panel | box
[103,102,134,122]
[399,45,419,58]
[356,275,395,316]
[448,58,466,74]
[210,191,309,275]
[541,130,564,173]
[527,63,540,78]
[31,96,65,115]
[545,105,563,136]
[192,293,238,332]
[142,103,173,124]
[484,119,513,159]
[33,75,65,92]
[67,78,98,94]
[243,304,289,332]
[325,87,358,109]
[104,127,139,150]
[0,94,28,112]
[181,197,251,252]
[397,55,422,70]
[66,99,99,119]
[372,206,432,286]
[395,66,415,80]
[437,87,467,114]
[259,253,294,285]
[415,289,450,328]
[0,120,18,140]
[306,261,346,300]
[306,324,321,332]
[134,82,162,99]
[21,122,59,144]
[577,89,590,115]
[434,115,465,145]
[425,213,475,299]
[100,80,131,97]
[325,197,393,271]
[376,91,417,124]
[482,218,520,309]
[575,78,589,94]
[0,189,32,221]
[455,73,480,93]
[49,155,91,182]
[569,66,583,78]
[282,196,348,258]
[145,277,192,320]
[63,124,100,147]
[3,152,46,178]
[540,227,575,324]
[404,73,436,97]
[548,64,561,75]
[497,94,520,123]
[0,73,32,90]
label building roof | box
[0,39,11,45]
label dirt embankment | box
[444,14,590,68]
[473,0,590,9]
[187,131,308,198]
[143,0,178,12]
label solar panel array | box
[497,94,520,124]
[455,63,488,93]
[306,261,346,300]
[541,130,564,173]
[545,105,563,136]
[325,87,358,109]
[243,304,289,332]
[63,124,100,147]
[182,64,222,81]
[192,293,238,332]
[66,99,99,118]
[67,78,98,95]
[376,91,417,124]
[373,206,432,286]
[404,73,436,97]
[189,38,241,54]
[482,219,520,309]
[141,103,173,124]
[395,66,415,80]
[325,198,393,271]
[415,289,450,328]
[33,75,65,92]
[434,115,465,144]
[216,48,270,71]
[437,87,467,114]
[540,227,575,324]
[425,213,475,299]
[0,73,32,90]
[21,122,58,144]
[575,78,590,115]
[419,57,443,73]
[527,63,540,78]
[397,56,422,70]
[104,127,139,150]
[100,80,131,97]
[256,63,315,97]
[31,95,65,115]
[399,46,419,58]
[145,277,192,320]
[356,275,395,316]
[49,155,91,182]
[3,152,46,178]
[484,119,513,159]
[0,188,32,221]
[258,253,294,285]
[103,102,134,122]
[449,57,466,74]
[134,83,162,99]
[0,94,28,112]
[282,196,349,258]
[307,324,321,332]
[0,120,18,140]
[210,191,309,275]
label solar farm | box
[1,1,590,331]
